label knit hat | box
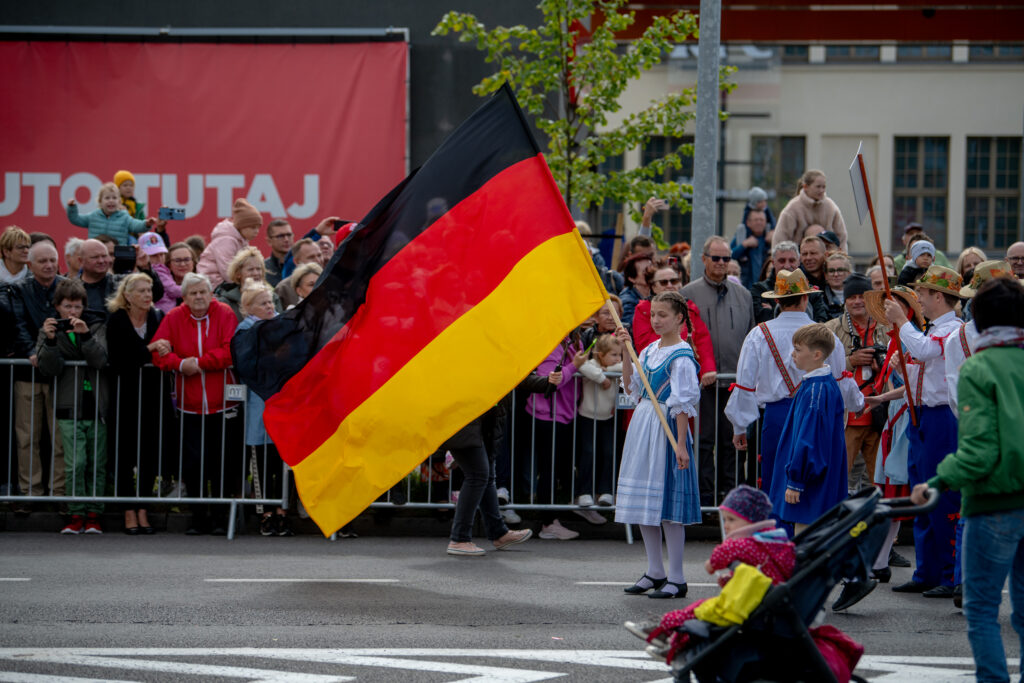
[747,186,767,208]
[113,170,135,188]
[720,485,772,524]
[908,240,936,264]
[843,273,871,299]
[232,198,262,231]
[137,232,167,255]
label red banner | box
[0,40,407,258]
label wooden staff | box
[604,300,681,455]
[857,153,918,427]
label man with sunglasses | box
[681,236,755,506]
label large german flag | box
[232,85,608,535]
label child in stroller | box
[626,485,939,683]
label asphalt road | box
[0,531,1017,681]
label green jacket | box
[928,346,1024,516]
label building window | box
[750,135,806,220]
[588,153,625,236]
[782,45,809,63]
[641,135,694,245]
[969,44,1024,62]
[825,45,880,62]
[897,44,952,62]
[892,136,949,250]
[965,137,1022,251]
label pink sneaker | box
[539,519,579,540]
[447,541,486,556]
[493,528,532,550]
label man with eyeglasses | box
[681,236,755,505]
[0,226,32,284]
[1007,241,1024,278]
[263,220,294,286]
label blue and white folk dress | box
[614,340,702,526]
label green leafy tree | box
[434,0,731,245]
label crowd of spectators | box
[2,168,1023,543]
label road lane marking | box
[575,581,718,587]
[0,674,122,683]
[204,578,399,583]
[0,578,31,582]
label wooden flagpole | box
[604,300,682,459]
[857,154,918,427]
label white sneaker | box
[597,493,614,507]
[539,519,579,540]
[501,508,522,525]
[576,494,595,507]
[496,487,511,505]
[573,508,608,526]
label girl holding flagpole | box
[614,291,703,599]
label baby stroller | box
[669,486,939,683]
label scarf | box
[974,326,1024,352]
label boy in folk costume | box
[725,270,863,496]
[883,265,964,597]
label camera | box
[158,207,186,221]
[55,318,73,332]
[851,335,887,369]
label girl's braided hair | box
[651,290,692,343]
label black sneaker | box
[889,548,912,568]
[275,514,294,537]
[260,514,276,537]
[832,578,877,611]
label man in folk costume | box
[883,265,964,597]
[941,260,1015,607]
[725,270,863,497]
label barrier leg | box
[624,523,634,545]
[227,499,238,540]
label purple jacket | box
[152,263,179,314]
[526,338,582,424]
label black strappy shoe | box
[649,581,688,599]
[624,574,667,595]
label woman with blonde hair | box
[956,246,987,283]
[772,169,848,252]
[214,246,282,321]
[105,272,167,534]
[286,262,323,309]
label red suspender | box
[758,323,798,397]
[959,323,972,359]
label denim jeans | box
[962,507,1024,683]
[449,445,507,543]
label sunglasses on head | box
[705,254,731,263]
[654,277,681,287]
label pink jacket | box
[152,263,180,314]
[197,219,247,289]
[772,190,848,251]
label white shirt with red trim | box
[898,310,961,408]
[944,320,977,415]
[724,311,861,435]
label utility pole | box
[690,0,721,280]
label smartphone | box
[113,245,136,274]
[158,207,186,220]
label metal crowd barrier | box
[1,359,288,540]
[2,357,759,542]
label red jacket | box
[632,299,717,376]
[152,300,238,414]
